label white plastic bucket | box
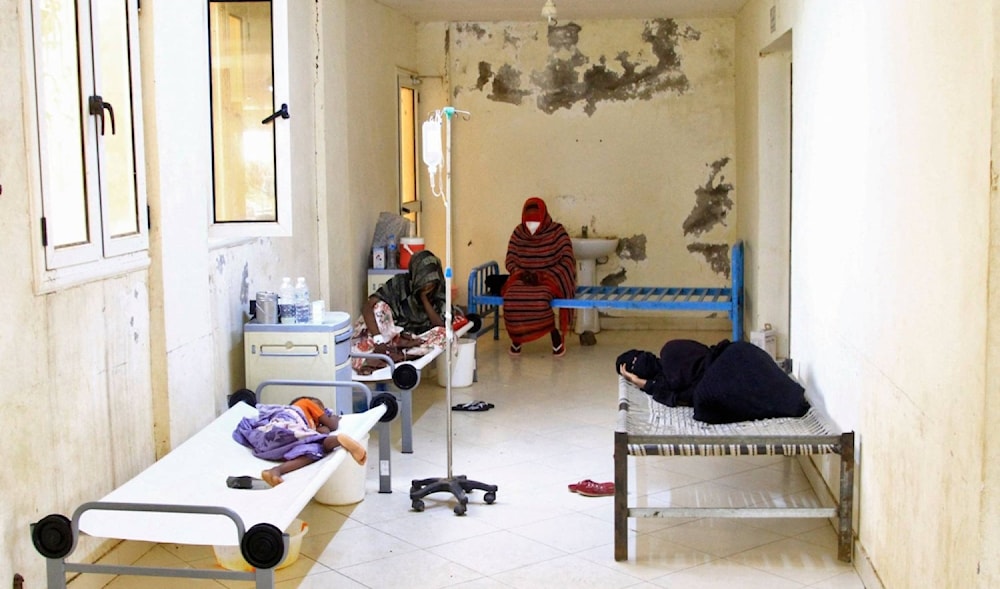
[314,433,369,505]
[399,237,425,269]
[437,338,476,388]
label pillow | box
[692,342,809,424]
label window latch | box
[88,95,116,136]
[261,103,290,125]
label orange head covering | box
[291,397,326,429]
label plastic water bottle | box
[294,277,311,324]
[278,277,296,324]
[386,235,398,269]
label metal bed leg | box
[838,431,855,562]
[614,430,628,561]
[401,388,414,454]
[378,420,392,493]
[44,556,69,589]
[730,241,744,342]
[373,382,412,455]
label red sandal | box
[568,479,615,497]
[568,479,597,493]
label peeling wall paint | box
[240,263,250,306]
[600,267,628,287]
[474,57,535,105]
[686,242,731,278]
[683,157,734,237]
[456,19,701,116]
[617,234,647,261]
[423,17,736,295]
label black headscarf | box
[616,349,660,379]
[617,339,724,407]
[374,250,446,333]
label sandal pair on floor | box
[508,334,566,357]
[452,400,494,412]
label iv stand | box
[409,107,498,515]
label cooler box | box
[244,311,356,414]
[399,237,425,269]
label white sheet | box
[78,402,385,546]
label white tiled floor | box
[95,329,864,588]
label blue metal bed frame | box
[467,241,744,342]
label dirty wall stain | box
[683,157,733,237]
[241,263,250,305]
[617,234,647,262]
[687,242,730,278]
[461,19,699,116]
[600,268,628,288]
[456,22,489,41]
[490,63,531,105]
[476,62,492,91]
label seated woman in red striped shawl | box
[502,197,576,357]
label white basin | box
[570,237,618,335]
[571,237,617,260]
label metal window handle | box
[262,103,290,125]
[88,95,116,135]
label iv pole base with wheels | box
[409,475,497,516]
[409,106,497,515]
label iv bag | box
[422,119,442,168]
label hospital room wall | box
[142,1,323,445]
[736,1,996,587]
[319,0,420,317]
[733,23,792,358]
[0,0,153,582]
[0,1,326,584]
[986,9,1000,582]
[413,18,738,311]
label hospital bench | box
[467,241,744,342]
[615,376,855,563]
[30,382,397,589]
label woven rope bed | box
[614,376,855,562]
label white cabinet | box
[243,311,355,413]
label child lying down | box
[232,396,367,486]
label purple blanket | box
[232,404,328,462]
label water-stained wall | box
[416,18,736,305]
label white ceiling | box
[374,0,749,23]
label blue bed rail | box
[467,241,744,342]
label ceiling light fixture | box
[541,0,558,25]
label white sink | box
[571,237,617,260]
[570,237,618,335]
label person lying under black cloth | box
[617,339,810,424]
